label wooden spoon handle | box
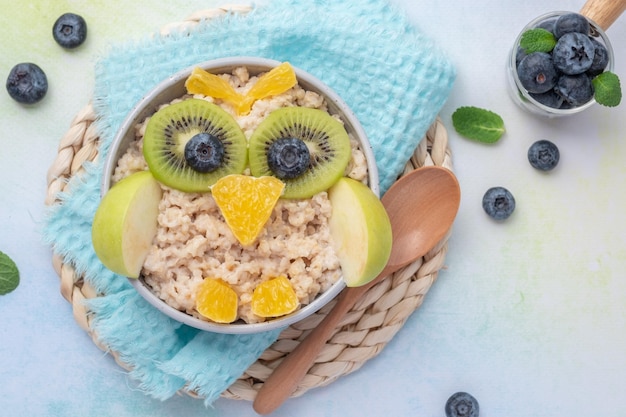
[580,0,626,31]
[252,282,372,415]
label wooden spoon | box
[580,0,626,31]
[253,165,461,415]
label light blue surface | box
[2,0,626,416]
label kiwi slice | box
[143,99,248,192]
[248,107,352,199]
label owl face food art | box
[107,63,369,324]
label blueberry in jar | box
[530,90,564,109]
[528,140,560,171]
[6,62,48,104]
[445,392,480,417]
[587,38,609,76]
[482,187,515,220]
[184,133,225,173]
[554,12,590,38]
[53,13,87,49]
[553,32,595,75]
[555,74,594,106]
[517,52,558,94]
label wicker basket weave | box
[44,6,454,402]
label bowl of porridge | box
[101,57,379,334]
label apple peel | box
[92,171,163,278]
[328,177,392,287]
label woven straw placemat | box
[44,6,454,402]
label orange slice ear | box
[211,174,285,246]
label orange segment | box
[184,63,297,115]
[251,276,300,318]
[196,278,238,323]
[247,62,297,101]
[211,174,285,246]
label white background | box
[1,0,625,416]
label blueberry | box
[53,13,87,49]
[554,13,590,38]
[517,52,558,94]
[555,74,594,106]
[553,32,595,75]
[267,137,310,179]
[6,63,48,104]
[528,140,560,171]
[445,392,479,417]
[535,17,557,35]
[515,46,527,67]
[530,90,564,109]
[587,38,609,76]
[184,133,225,173]
[482,186,515,220]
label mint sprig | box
[519,28,556,54]
[592,71,622,107]
[451,106,505,144]
[0,251,19,295]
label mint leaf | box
[452,106,505,143]
[0,251,20,295]
[519,28,556,53]
[592,71,622,107]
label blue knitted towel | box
[43,0,454,405]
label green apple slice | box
[328,177,392,287]
[92,171,162,278]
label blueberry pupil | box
[267,137,310,180]
[184,133,224,173]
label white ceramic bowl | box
[101,57,379,334]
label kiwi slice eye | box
[143,99,248,192]
[248,107,352,199]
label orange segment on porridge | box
[251,276,300,318]
[246,62,297,102]
[211,174,285,246]
[196,278,239,323]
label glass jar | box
[506,11,614,117]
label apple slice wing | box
[328,178,392,287]
[92,171,162,278]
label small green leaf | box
[519,28,556,54]
[592,71,622,107]
[451,106,505,144]
[0,251,20,295]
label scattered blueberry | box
[184,133,225,173]
[517,52,558,94]
[553,32,595,75]
[267,137,310,179]
[52,13,87,49]
[6,63,48,104]
[555,74,594,106]
[528,140,560,171]
[445,392,479,417]
[587,38,609,76]
[554,12,590,38]
[482,186,515,221]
